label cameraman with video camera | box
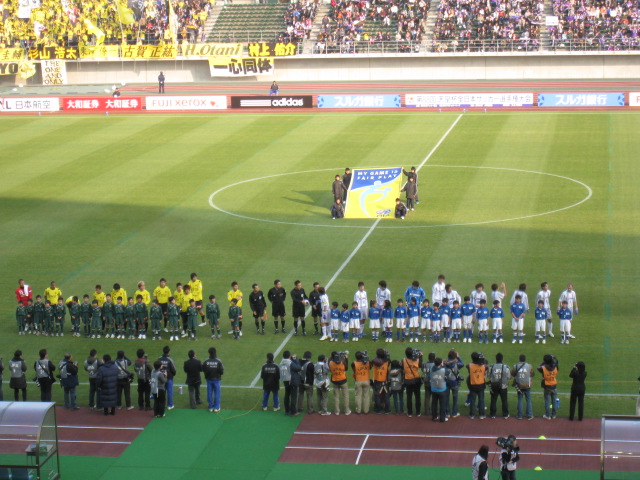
[538,354,559,419]
[498,435,520,480]
[402,347,423,417]
[329,350,350,415]
[444,349,464,419]
[372,348,391,414]
[467,352,487,419]
[352,351,371,414]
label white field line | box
[354,434,370,465]
[283,445,604,458]
[293,431,601,442]
[248,114,462,387]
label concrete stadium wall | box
[5,53,640,86]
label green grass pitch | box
[0,111,638,421]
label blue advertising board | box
[538,92,624,107]
[318,95,401,109]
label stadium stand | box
[316,0,428,54]
[0,0,210,48]
[207,2,318,43]
[549,0,640,50]
[432,0,543,52]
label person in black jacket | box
[9,350,27,401]
[297,351,315,414]
[159,345,177,410]
[569,361,587,421]
[342,167,352,202]
[288,354,302,416]
[290,281,308,336]
[202,347,224,413]
[59,353,80,410]
[134,349,152,411]
[261,353,280,411]
[34,348,55,402]
[184,350,203,409]
[115,350,133,410]
[97,354,119,415]
[249,284,268,335]
[267,280,287,334]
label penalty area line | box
[248,114,463,388]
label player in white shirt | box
[445,284,461,306]
[510,283,530,312]
[319,287,331,340]
[491,282,507,308]
[471,283,487,316]
[354,282,368,338]
[535,282,554,338]
[375,281,391,312]
[432,274,446,305]
[558,284,578,338]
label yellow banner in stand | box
[79,45,121,59]
[344,168,403,219]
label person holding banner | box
[158,72,165,94]
[401,177,418,211]
[331,198,344,219]
[403,167,419,203]
[332,175,346,202]
[342,168,352,203]
[395,198,408,219]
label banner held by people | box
[345,168,403,219]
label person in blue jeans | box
[511,354,534,419]
[202,347,224,412]
[158,346,176,410]
[538,354,558,419]
[261,353,280,411]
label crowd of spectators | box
[432,0,543,52]
[315,0,429,54]
[550,0,640,50]
[279,0,318,44]
[0,0,210,49]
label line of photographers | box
[266,347,587,422]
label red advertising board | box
[62,97,143,111]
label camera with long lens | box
[411,349,421,361]
[360,351,369,364]
[334,351,349,363]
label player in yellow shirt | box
[153,278,172,331]
[134,281,151,305]
[92,284,106,306]
[188,273,205,325]
[227,281,244,335]
[111,283,128,307]
[180,284,194,337]
[44,281,62,306]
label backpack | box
[313,362,329,389]
[85,360,98,378]
[514,363,531,389]
[389,369,403,392]
[430,367,446,390]
[422,362,434,385]
[150,372,159,395]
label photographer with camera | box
[498,435,520,480]
[489,353,511,419]
[58,353,80,410]
[34,348,55,402]
[298,351,315,414]
[569,361,587,421]
[511,354,534,419]
[313,354,330,415]
[329,351,350,415]
[444,349,464,418]
[352,351,371,414]
[538,354,559,419]
[466,352,487,419]
[472,445,490,480]
[402,347,423,417]
[372,348,391,414]
[135,349,152,411]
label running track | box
[0,407,151,457]
[280,414,624,471]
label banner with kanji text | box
[208,57,274,77]
[248,42,298,57]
